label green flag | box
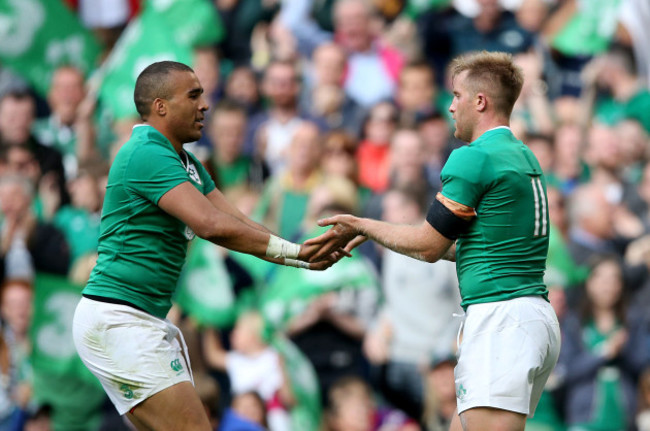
[146,0,225,48]
[0,0,101,96]
[98,0,223,120]
[175,239,239,328]
[98,7,193,120]
[259,228,380,329]
[31,273,106,431]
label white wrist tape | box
[266,234,301,259]
[284,259,310,269]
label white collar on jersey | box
[485,125,511,132]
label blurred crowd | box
[1,0,650,430]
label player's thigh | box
[128,381,211,431]
[460,407,526,431]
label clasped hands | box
[297,215,368,270]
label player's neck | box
[145,120,183,153]
[471,116,510,142]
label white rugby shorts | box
[72,297,194,415]
[454,295,561,417]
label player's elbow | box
[421,250,441,263]
[191,213,226,240]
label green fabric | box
[98,3,194,119]
[53,205,100,262]
[576,321,626,431]
[0,0,100,96]
[175,238,260,328]
[259,226,379,328]
[31,273,105,431]
[526,390,566,431]
[404,0,452,18]
[146,0,224,48]
[595,90,650,133]
[214,156,252,190]
[32,117,76,158]
[253,179,311,240]
[551,0,621,56]
[441,128,549,309]
[84,125,216,318]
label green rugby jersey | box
[84,125,216,318]
[440,127,549,309]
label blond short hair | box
[450,51,524,117]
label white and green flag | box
[98,0,224,120]
[0,0,101,96]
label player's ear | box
[152,98,167,116]
[475,93,487,112]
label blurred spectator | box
[0,175,70,279]
[0,279,33,427]
[364,187,460,421]
[395,61,445,127]
[277,179,379,401]
[543,0,622,96]
[252,121,323,239]
[419,0,533,82]
[194,372,221,430]
[423,355,457,431]
[32,66,98,179]
[567,183,649,293]
[511,51,554,138]
[557,256,648,430]
[193,47,221,108]
[245,60,319,175]
[216,0,280,67]
[78,0,131,53]
[203,311,294,431]
[587,47,650,134]
[417,111,455,193]
[514,0,551,35]
[334,0,405,107]
[324,375,419,431]
[321,131,372,211]
[356,102,398,194]
[220,391,268,431]
[548,122,587,195]
[52,165,104,281]
[300,43,366,137]
[207,100,269,192]
[616,119,649,186]
[23,404,52,431]
[0,91,66,196]
[223,66,263,117]
[618,0,650,89]
[388,128,434,195]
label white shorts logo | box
[187,163,202,184]
[184,225,195,241]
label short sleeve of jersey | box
[440,145,490,209]
[187,151,216,195]
[124,144,189,204]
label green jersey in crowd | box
[440,127,549,309]
[84,125,216,318]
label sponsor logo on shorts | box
[170,358,183,373]
[456,383,467,401]
[121,384,134,400]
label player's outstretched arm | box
[307,214,454,263]
[158,182,341,270]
